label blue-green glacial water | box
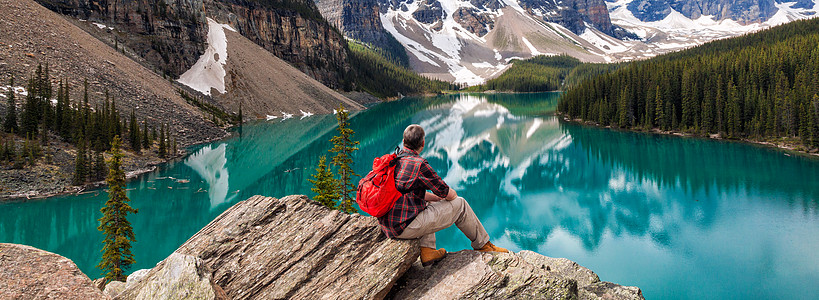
[1,92,818,299]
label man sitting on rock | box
[378,124,508,266]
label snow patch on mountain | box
[177,18,236,96]
[520,37,543,55]
[767,1,819,26]
[579,27,630,54]
[606,0,818,59]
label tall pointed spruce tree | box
[329,104,360,213]
[97,136,138,283]
[3,76,18,133]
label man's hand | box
[424,191,443,202]
[445,188,458,201]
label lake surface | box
[1,92,818,299]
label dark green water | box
[1,92,818,299]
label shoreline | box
[0,130,233,203]
[558,113,819,159]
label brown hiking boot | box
[477,241,509,253]
[420,247,446,267]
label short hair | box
[403,124,425,151]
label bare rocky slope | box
[0,195,644,300]
[216,29,363,118]
[35,0,351,89]
[0,0,228,199]
[0,0,225,146]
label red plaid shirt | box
[377,147,450,238]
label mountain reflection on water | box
[1,92,817,299]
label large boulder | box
[390,250,643,300]
[113,253,227,300]
[0,243,110,300]
[175,195,420,299]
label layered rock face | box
[0,243,110,300]
[174,195,420,299]
[627,0,780,23]
[520,0,628,38]
[313,0,409,65]
[35,0,349,88]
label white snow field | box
[177,18,236,96]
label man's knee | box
[450,196,466,212]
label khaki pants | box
[396,197,490,250]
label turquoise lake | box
[1,92,818,299]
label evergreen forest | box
[559,18,819,150]
[348,41,457,98]
[1,65,177,184]
[467,55,624,92]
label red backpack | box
[356,153,403,217]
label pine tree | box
[309,155,340,209]
[128,109,140,152]
[655,87,665,130]
[21,78,40,138]
[3,76,18,134]
[55,79,64,135]
[238,102,243,125]
[73,136,87,185]
[329,104,360,213]
[141,122,149,149]
[97,136,137,283]
[39,122,48,147]
[59,80,72,139]
[93,151,107,181]
[158,124,166,158]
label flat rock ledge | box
[1,195,643,299]
[390,250,643,300]
[0,243,110,300]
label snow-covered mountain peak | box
[366,0,819,85]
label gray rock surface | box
[0,243,110,300]
[627,0,779,23]
[175,195,420,299]
[518,250,643,300]
[125,269,150,285]
[114,253,227,300]
[103,281,127,298]
[390,250,643,300]
[517,250,600,287]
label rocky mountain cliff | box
[314,0,409,65]
[0,195,645,299]
[35,0,350,89]
[519,0,635,38]
[626,0,780,23]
